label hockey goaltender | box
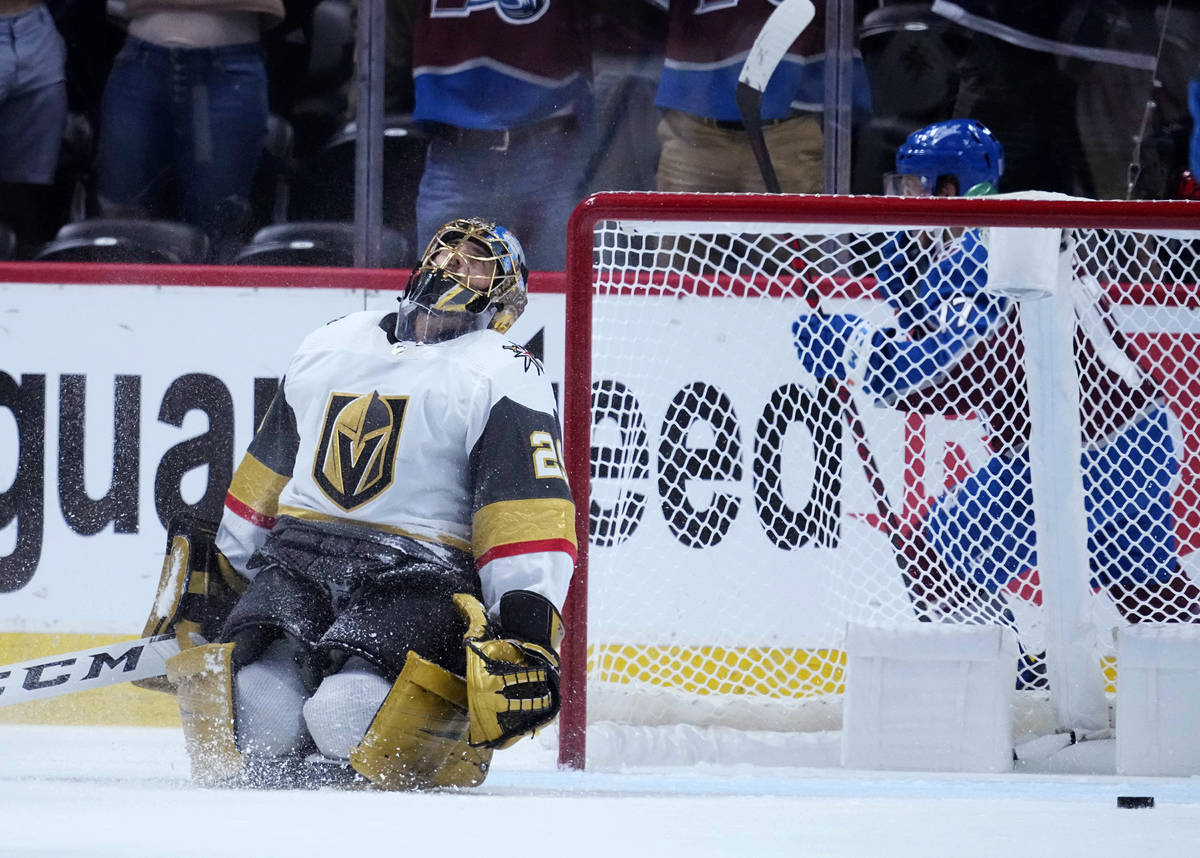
[135,218,576,789]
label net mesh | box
[578,210,1200,736]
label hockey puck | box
[1117,796,1155,809]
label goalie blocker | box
[133,516,245,692]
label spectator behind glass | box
[93,0,283,254]
[1076,4,1198,201]
[584,0,667,195]
[411,0,591,271]
[0,0,68,254]
[653,0,870,194]
[934,1,1200,200]
[1189,64,1200,183]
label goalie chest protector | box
[270,311,562,552]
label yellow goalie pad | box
[166,642,244,786]
[350,650,493,790]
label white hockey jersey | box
[215,310,576,614]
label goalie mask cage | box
[557,192,1200,771]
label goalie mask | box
[886,119,1004,197]
[395,218,528,344]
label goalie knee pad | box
[303,657,393,761]
[349,650,492,790]
[234,638,312,757]
[136,516,245,693]
[166,642,244,786]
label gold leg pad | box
[430,741,494,790]
[166,642,244,786]
[350,651,492,790]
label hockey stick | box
[808,316,930,617]
[830,378,930,615]
[1013,728,1113,762]
[0,634,182,707]
[736,0,816,193]
[835,360,1024,630]
[797,283,927,616]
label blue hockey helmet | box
[889,119,1004,196]
[396,218,528,342]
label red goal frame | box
[557,191,1200,770]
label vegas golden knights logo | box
[313,391,409,510]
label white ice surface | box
[2,725,1199,857]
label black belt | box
[428,115,579,151]
[698,114,797,131]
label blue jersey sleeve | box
[862,230,1012,404]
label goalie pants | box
[221,516,480,681]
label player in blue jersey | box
[793,120,1199,648]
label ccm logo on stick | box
[0,644,145,697]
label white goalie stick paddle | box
[0,633,182,707]
[735,0,816,193]
[1013,727,1114,763]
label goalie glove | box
[452,591,564,750]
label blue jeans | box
[416,126,585,271]
[1190,78,1200,177]
[95,36,268,240]
[0,4,66,184]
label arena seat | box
[288,114,428,267]
[33,219,211,264]
[858,3,964,118]
[232,221,410,268]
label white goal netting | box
[559,193,1200,769]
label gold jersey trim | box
[472,497,577,561]
[227,453,290,518]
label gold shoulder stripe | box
[227,453,289,519]
[276,505,473,553]
[473,498,577,561]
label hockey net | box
[557,192,1200,770]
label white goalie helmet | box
[395,218,529,344]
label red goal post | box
[558,192,1200,771]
